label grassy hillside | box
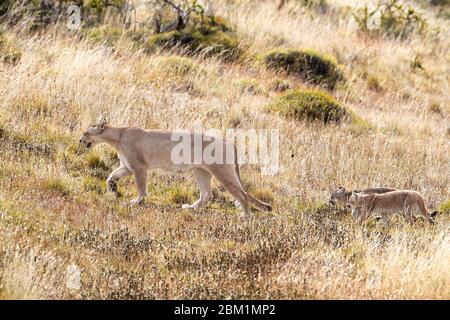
[0,0,449,299]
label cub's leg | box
[356,208,371,225]
[351,207,360,219]
[212,165,250,218]
[182,168,213,210]
[130,166,148,206]
[106,165,132,196]
[379,213,390,226]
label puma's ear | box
[97,116,108,133]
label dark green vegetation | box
[260,48,343,89]
[266,89,351,124]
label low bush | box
[266,89,351,124]
[260,48,343,89]
[85,26,124,45]
[41,177,71,197]
[152,55,202,77]
[146,15,241,60]
[439,199,450,214]
[353,0,427,39]
[234,79,263,95]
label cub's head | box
[329,187,348,205]
[79,117,107,149]
[348,191,361,208]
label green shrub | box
[153,55,201,77]
[86,152,109,171]
[260,48,343,89]
[234,79,263,95]
[266,89,351,124]
[146,15,241,60]
[439,199,450,214]
[0,31,21,64]
[167,186,193,205]
[41,177,71,197]
[82,176,105,194]
[85,26,123,45]
[269,79,292,92]
[366,74,383,91]
[353,0,427,39]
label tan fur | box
[348,190,438,225]
[330,187,397,218]
[79,119,272,217]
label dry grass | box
[0,0,449,299]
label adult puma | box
[348,190,438,225]
[79,119,272,217]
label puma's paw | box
[238,212,251,220]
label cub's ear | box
[97,116,108,133]
[338,186,345,192]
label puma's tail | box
[247,193,272,212]
[232,145,272,212]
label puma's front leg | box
[182,169,213,210]
[106,166,132,197]
[130,166,147,206]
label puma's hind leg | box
[182,168,213,210]
[212,165,250,218]
[130,166,148,206]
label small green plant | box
[41,177,71,197]
[82,176,105,194]
[167,186,193,205]
[439,199,450,214]
[234,79,263,95]
[0,31,21,64]
[86,152,108,170]
[153,55,201,76]
[353,0,427,39]
[266,89,351,124]
[260,48,343,89]
[85,26,124,45]
[269,79,292,92]
[367,74,383,91]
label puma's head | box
[79,117,107,149]
[329,186,348,205]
